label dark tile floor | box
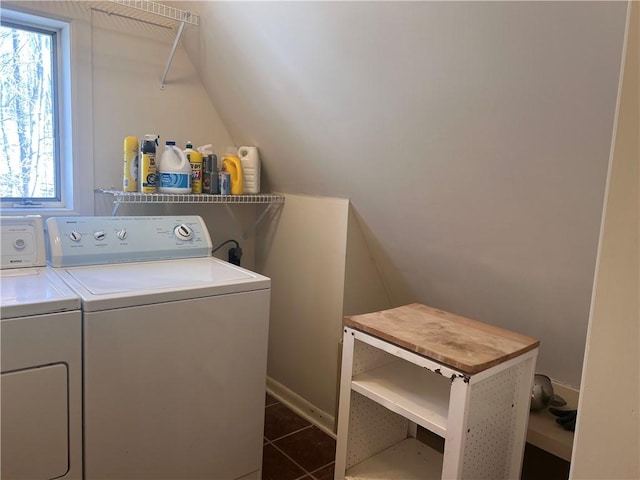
[263,393,336,480]
[262,393,570,480]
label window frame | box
[0,5,93,216]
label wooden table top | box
[344,303,539,374]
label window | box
[0,19,59,204]
[0,7,93,215]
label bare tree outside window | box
[0,21,59,201]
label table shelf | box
[352,360,450,436]
[334,304,539,480]
[345,438,443,480]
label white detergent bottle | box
[237,146,260,194]
[158,141,192,193]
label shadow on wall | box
[253,196,285,265]
[343,204,414,315]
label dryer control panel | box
[0,216,46,269]
[47,216,213,267]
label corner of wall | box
[570,2,640,477]
[343,204,394,316]
[344,205,416,311]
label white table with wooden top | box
[334,303,540,480]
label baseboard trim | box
[266,377,336,439]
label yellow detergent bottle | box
[222,148,243,195]
[123,136,139,191]
[184,141,203,194]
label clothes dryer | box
[47,215,271,480]
[0,216,82,480]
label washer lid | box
[55,257,270,312]
[0,267,81,319]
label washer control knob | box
[94,230,106,241]
[13,238,26,250]
[174,224,193,241]
[69,231,82,242]
[116,228,128,240]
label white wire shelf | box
[98,189,285,205]
[97,190,285,238]
[108,0,199,25]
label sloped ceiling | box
[178,1,627,388]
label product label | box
[219,172,231,195]
[143,173,157,188]
[160,172,190,189]
[191,163,202,194]
[130,157,138,180]
[191,164,202,181]
[123,154,138,191]
[141,153,157,190]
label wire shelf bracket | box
[108,0,200,89]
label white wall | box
[256,194,350,419]
[571,2,639,477]
[182,1,628,390]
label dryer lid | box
[0,267,81,319]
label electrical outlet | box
[228,247,242,266]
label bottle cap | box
[186,142,193,149]
[166,141,176,145]
[197,144,213,155]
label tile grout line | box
[264,437,311,479]
[268,433,336,479]
[309,460,336,477]
[264,396,335,480]
[265,423,314,443]
[270,440,318,479]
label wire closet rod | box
[108,0,199,26]
[91,7,173,29]
[107,0,200,88]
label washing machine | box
[47,215,271,480]
[0,215,82,480]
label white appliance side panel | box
[84,289,271,480]
[1,365,68,479]
[1,311,82,372]
[0,311,83,480]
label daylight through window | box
[0,19,59,203]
